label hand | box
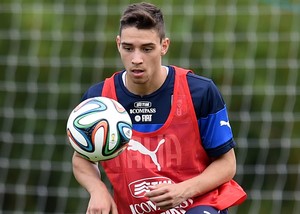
[86,190,118,214]
[144,183,187,211]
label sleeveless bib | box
[101,66,246,213]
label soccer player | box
[72,2,247,214]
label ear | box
[161,38,170,56]
[116,35,121,52]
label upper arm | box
[187,74,236,157]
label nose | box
[131,51,143,65]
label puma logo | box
[220,120,231,128]
[127,139,165,171]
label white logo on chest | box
[127,139,165,171]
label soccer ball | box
[66,96,132,161]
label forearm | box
[144,149,237,210]
[182,149,236,199]
[72,152,118,213]
[72,152,107,194]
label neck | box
[124,66,168,97]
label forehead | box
[120,27,161,45]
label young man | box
[72,2,246,214]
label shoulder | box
[186,72,217,90]
[187,72,223,103]
[81,82,105,101]
[172,66,216,92]
[81,72,124,101]
[185,72,225,117]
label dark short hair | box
[119,2,166,41]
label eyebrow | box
[121,42,156,46]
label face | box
[116,27,170,95]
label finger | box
[155,200,173,211]
[148,185,156,190]
[145,186,169,198]
[111,202,118,214]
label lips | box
[132,69,143,73]
[131,69,144,77]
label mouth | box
[130,69,145,77]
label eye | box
[122,46,133,52]
[143,47,153,53]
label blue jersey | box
[81,66,235,157]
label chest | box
[117,86,174,125]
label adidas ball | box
[66,96,132,161]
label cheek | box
[119,52,129,62]
[148,54,161,64]
[119,53,133,68]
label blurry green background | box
[0,0,299,213]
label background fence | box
[0,0,299,213]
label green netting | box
[0,0,299,213]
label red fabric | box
[101,66,246,213]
